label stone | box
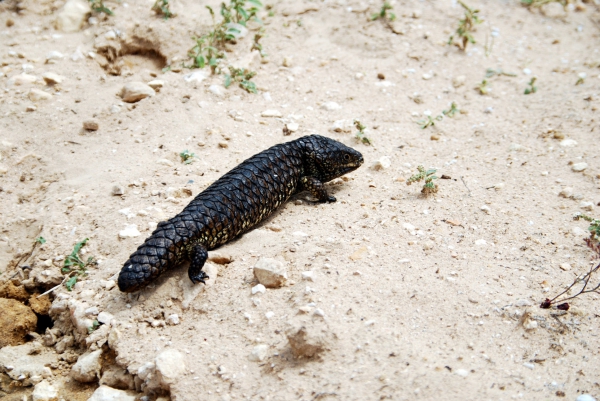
[261,109,282,118]
[285,122,299,132]
[208,84,225,97]
[576,396,597,401]
[88,385,136,401]
[253,258,287,288]
[100,366,134,390]
[29,294,51,315]
[559,187,574,198]
[580,201,594,211]
[147,80,165,90]
[301,271,315,281]
[120,82,155,103]
[46,51,65,63]
[251,284,266,295]
[54,335,74,353]
[452,75,466,88]
[71,349,102,382]
[331,119,353,133]
[31,268,63,289]
[0,343,55,387]
[155,349,186,390]
[68,299,95,339]
[475,239,487,246]
[156,159,174,167]
[560,139,577,147]
[560,263,571,271]
[9,73,38,85]
[541,2,566,18]
[183,70,208,84]
[0,298,37,347]
[83,119,99,131]
[32,380,58,401]
[119,225,141,239]
[455,369,469,377]
[166,314,180,325]
[249,344,268,362]
[42,72,64,85]
[509,143,530,152]
[370,156,391,170]
[97,311,114,325]
[320,101,342,111]
[111,185,124,195]
[55,0,90,33]
[572,162,588,172]
[29,89,52,102]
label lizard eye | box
[343,154,350,161]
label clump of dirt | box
[0,298,37,347]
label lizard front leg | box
[300,176,336,203]
[188,244,209,284]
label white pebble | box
[455,369,469,377]
[286,122,299,132]
[183,70,208,83]
[208,84,225,97]
[261,109,282,118]
[265,311,275,319]
[166,314,180,325]
[560,139,577,147]
[475,239,487,246]
[119,224,141,239]
[576,395,597,401]
[301,271,315,281]
[120,82,155,103]
[251,284,266,295]
[580,201,594,211]
[249,344,268,362]
[559,263,571,271]
[370,156,391,171]
[572,162,588,172]
[480,205,490,214]
[320,101,342,111]
[314,308,325,317]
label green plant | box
[251,28,267,57]
[417,102,459,129]
[372,1,396,21]
[89,0,113,15]
[448,1,483,51]
[224,67,257,93]
[88,319,100,334]
[477,79,490,95]
[185,0,263,72]
[152,0,172,19]
[485,68,517,78]
[524,77,537,94]
[36,237,46,244]
[540,214,600,310]
[62,238,96,291]
[576,76,585,86]
[442,102,459,117]
[407,166,439,195]
[353,120,372,145]
[521,0,566,8]
[179,150,197,164]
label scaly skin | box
[118,135,364,292]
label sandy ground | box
[1,0,600,400]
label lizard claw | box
[190,271,209,284]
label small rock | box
[99,366,134,391]
[97,311,114,325]
[285,122,299,132]
[560,263,571,271]
[475,239,487,246]
[480,205,490,214]
[422,73,432,80]
[218,141,229,148]
[572,162,588,172]
[576,395,597,401]
[331,119,353,133]
[430,134,440,141]
[580,201,594,211]
[320,102,342,111]
[71,350,102,383]
[261,109,282,118]
[541,2,566,18]
[120,82,155,103]
[491,183,505,190]
[83,119,99,131]
[119,225,141,239]
[147,80,165,90]
[455,369,469,377]
[111,185,124,195]
[371,156,391,170]
[251,284,266,295]
[253,258,287,288]
[42,72,64,85]
[516,299,532,307]
[301,271,315,281]
[560,139,577,147]
[265,311,275,319]
[166,314,180,325]
[183,70,208,84]
[29,89,52,102]
[286,322,329,358]
[282,56,293,67]
[249,344,268,362]
[208,84,225,97]
[572,226,587,237]
[155,349,186,390]
[55,0,89,32]
[32,380,58,401]
[88,386,136,401]
[452,75,466,88]
[9,73,38,86]
[559,187,573,198]
[156,159,174,167]
[45,51,64,63]
[26,105,37,112]
[509,143,531,152]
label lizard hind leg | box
[188,244,209,284]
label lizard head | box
[303,135,364,182]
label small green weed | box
[88,319,100,334]
[407,166,439,195]
[575,214,600,240]
[353,120,372,145]
[62,238,96,291]
[442,102,459,117]
[417,102,459,129]
[251,28,267,57]
[521,0,566,8]
[372,1,396,21]
[485,68,517,78]
[524,77,537,94]
[152,0,172,19]
[180,150,197,164]
[89,0,113,15]
[576,75,585,86]
[224,67,257,93]
[477,79,490,95]
[36,237,46,244]
[448,1,483,51]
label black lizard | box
[118,135,364,293]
